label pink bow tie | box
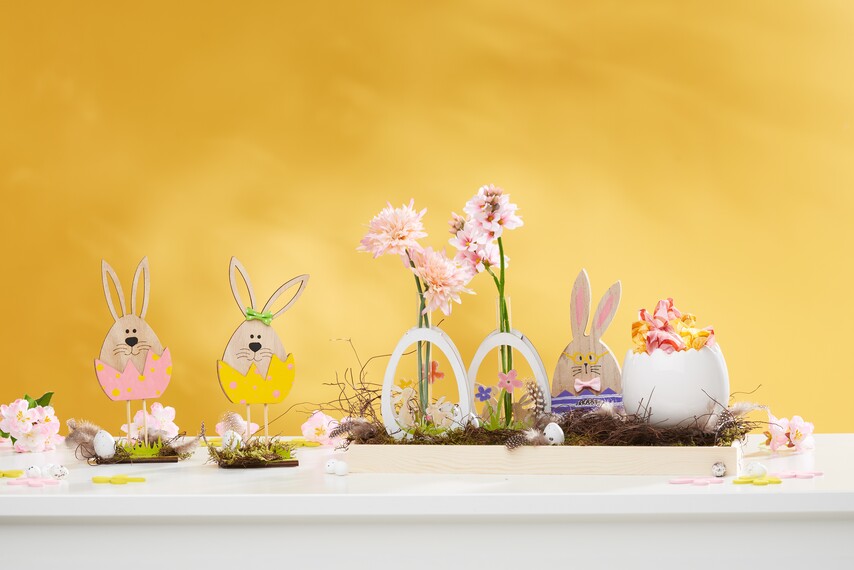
[575,377,601,393]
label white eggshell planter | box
[621,344,730,427]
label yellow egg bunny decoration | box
[217,257,309,437]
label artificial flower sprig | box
[359,200,474,416]
[764,411,815,452]
[0,392,63,453]
[632,298,716,354]
[120,402,180,441]
[449,184,523,425]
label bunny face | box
[552,269,622,397]
[220,257,308,380]
[98,258,163,374]
[223,319,286,377]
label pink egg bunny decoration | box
[94,257,172,445]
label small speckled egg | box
[711,462,727,477]
[221,430,243,451]
[543,422,565,445]
[25,466,42,478]
[324,459,338,474]
[47,465,69,480]
[334,460,349,476]
[745,462,768,478]
[92,430,116,459]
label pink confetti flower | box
[301,411,340,446]
[410,247,474,315]
[357,199,427,259]
[497,369,523,392]
[788,415,815,451]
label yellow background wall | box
[1,1,852,434]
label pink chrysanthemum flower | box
[358,199,427,258]
[411,247,474,315]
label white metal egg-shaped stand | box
[467,329,551,413]
[381,326,471,439]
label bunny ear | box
[130,257,151,318]
[101,260,126,322]
[591,280,621,339]
[262,274,309,319]
[570,269,592,338]
[229,257,257,314]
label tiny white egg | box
[711,462,727,478]
[25,465,42,478]
[221,430,243,451]
[543,422,565,445]
[47,465,69,480]
[334,460,349,476]
[745,462,768,478]
[324,459,338,474]
[92,430,116,459]
[468,414,481,429]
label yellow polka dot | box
[152,354,160,361]
[126,387,132,393]
[150,368,155,373]
[138,375,145,381]
[96,364,104,371]
[155,391,161,396]
[111,388,120,397]
[166,366,172,375]
[115,373,121,378]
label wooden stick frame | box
[467,329,551,413]
[381,327,471,440]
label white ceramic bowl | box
[621,344,729,427]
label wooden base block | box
[218,459,299,469]
[346,444,741,476]
[108,456,180,464]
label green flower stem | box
[407,250,430,416]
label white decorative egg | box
[324,459,338,474]
[745,462,768,478]
[25,465,42,478]
[711,462,727,478]
[543,422,565,445]
[47,465,69,480]
[93,430,116,459]
[221,430,243,451]
[334,460,349,476]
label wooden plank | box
[109,456,181,464]
[346,444,740,476]
[218,459,299,469]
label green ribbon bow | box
[245,307,274,326]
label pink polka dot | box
[239,399,246,405]
[229,381,238,389]
[287,363,294,370]
[272,390,281,398]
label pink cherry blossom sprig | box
[449,184,523,426]
[764,411,815,452]
[0,393,63,453]
[120,402,180,441]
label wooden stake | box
[263,404,269,441]
[142,399,148,447]
[126,400,132,446]
[246,404,251,441]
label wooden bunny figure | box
[217,257,309,438]
[551,269,623,412]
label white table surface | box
[1,434,852,568]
